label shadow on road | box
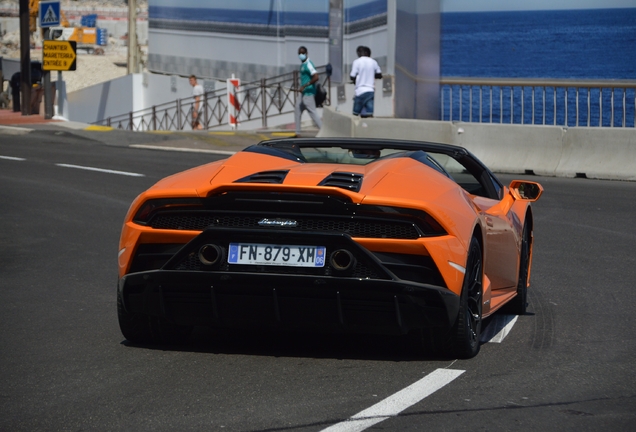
[120,326,454,362]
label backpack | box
[314,82,327,107]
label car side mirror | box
[509,180,543,201]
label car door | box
[434,152,518,290]
[472,195,518,290]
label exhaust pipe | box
[330,249,355,271]
[198,244,223,266]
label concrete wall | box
[140,72,195,108]
[148,30,327,83]
[147,29,390,84]
[67,74,136,124]
[146,1,393,82]
[318,106,636,181]
[66,72,194,124]
[393,0,440,120]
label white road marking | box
[0,125,32,135]
[130,144,237,155]
[55,163,144,177]
[320,368,465,432]
[0,155,26,161]
[480,314,518,343]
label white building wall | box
[65,73,194,124]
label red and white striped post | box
[227,75,241,128]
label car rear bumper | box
[119,227,460,335]
[119,271,458,335]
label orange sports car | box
[117,138,542,358]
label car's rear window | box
[299,147,402,165]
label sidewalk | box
[0,109,61,126]
[0,107,319,154]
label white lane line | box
[321,368,465,432]
[0,125,32,135]
[480,314,518,343]
[0,155,27,161]
[55,163,144,177]
[130,144,237,156]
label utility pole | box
[43,28,53,119]
[19,0,32,115]
[127,0,138,74]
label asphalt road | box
[1,128,635,431]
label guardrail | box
[440,77,636,127]
[96,66,331,131]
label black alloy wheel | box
[446,236,483,359]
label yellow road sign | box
[43,40,77,71]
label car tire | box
[117,290,192,344]
[444,236,483,359]
[506,222,531,315]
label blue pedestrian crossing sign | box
[39,1,61,28]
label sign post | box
[19,0,31,115]
[43,57,52,119]
[39,1,61,119]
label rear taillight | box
[133,198,203,225]
[358,205,447,237]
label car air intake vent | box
[319,172,363,192]
[235,170,289,184]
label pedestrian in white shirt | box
[350,46,382,118]
[189,75,204,130]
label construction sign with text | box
[43,40,77,71]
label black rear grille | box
[150,213,255,231]
[139,192,446,239]
[149,212,420,239]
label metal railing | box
[440,77,636,127]
[96,66,331,131]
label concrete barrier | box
[319,109,453,143]
[318,106,354,138]
[451,122,564,177]
[353,117,453,144]
[557,128,636,181]
[318,106,636,181]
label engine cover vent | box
[319,172,364,192]
[235,170,289,184]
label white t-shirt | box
[192,84,204,98]
[350,57,382,96]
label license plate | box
[228,243,326,267]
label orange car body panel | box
[120,156,475,279]
[118,140,542,326]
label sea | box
[440,8,636,126]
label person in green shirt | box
[294,46,322,136]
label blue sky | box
[441,0,636,12]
